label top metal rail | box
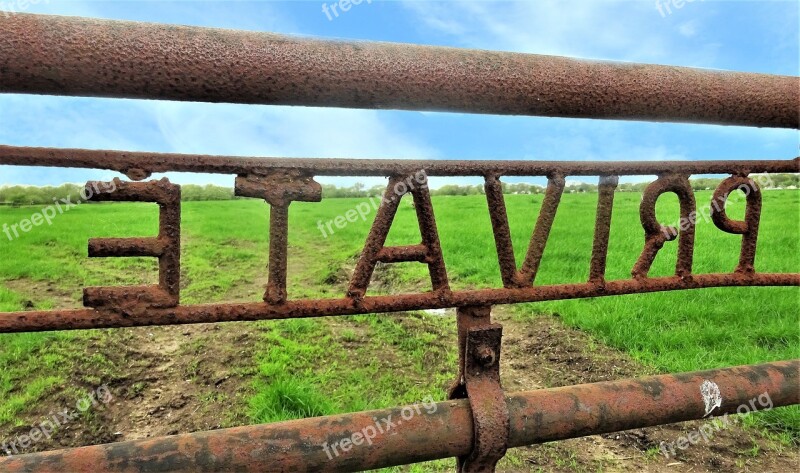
[0,13,798,128]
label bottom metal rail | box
[1,361,796,472]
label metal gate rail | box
[0,12,798,473]
[0,144,796,333]
[1,14,798,128]
[0,362,796,472]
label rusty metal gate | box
[0,13,798,473]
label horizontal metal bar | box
[1,273,796,333]
[1,361,795,472]
[0,146,798,178]
[1,14,798,128]
[88,238,165,258]
[377,245,428,263]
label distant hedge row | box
[0,175,797,205]
[0,184,236,205]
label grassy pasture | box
[0,188,797,444]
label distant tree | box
[1,173,796,205]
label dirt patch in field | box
[98,323,253,441]
[1,278,255,453]
[4,278,81,310]
[320,254,432,297]
[0,321,255,455]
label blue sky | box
[0,0,798,188]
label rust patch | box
[347,172,449,302]
[632,174,696,279]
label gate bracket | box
[449,306,509,472]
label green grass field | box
[0,188,798,447]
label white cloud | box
[402,0,718,66]
[678,19,699,38]
[19,0,297,33]
[153,103,436,160]
[147,102,439,186]
[0,95,438,186]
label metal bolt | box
[475,345,496,367]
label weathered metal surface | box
[447,307,509,471]
[83,178,181,315]
[1,14,799,128]
[710,176,762,273]
[449,306,493,400]
[348,172,449,301]
[0,147,795,334]
[0,361,795,472]
[590,175,619,284]
[632,174,696,279]
[484,176,517,288]
[458,324,509,472]
[1,145,798,177]
[507,360,800,446]
[485,174,567,288]
[515,175,565,287]
[0,274,797,333]
[234,171,322,304]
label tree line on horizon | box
[0,175,798,205]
